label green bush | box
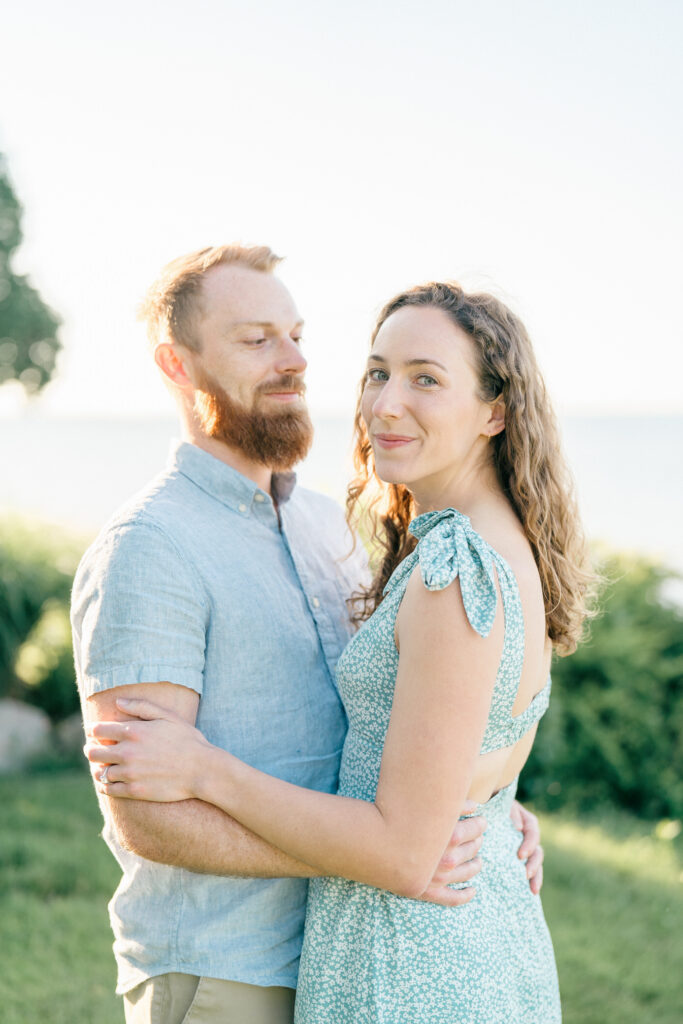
[0,519,84,721]
[519,552,683,819]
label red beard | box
[193,370,313,471]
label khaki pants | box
[123,973,295,1024]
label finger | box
[529,862,543,895]
[440,836,483,868]
[116,697,181,721]
[437,856,482,886]
[84,741,124,765]
[421,885,476,908]
[525,846,544,880]
[518,813,540,859]
[460,799,478,816]
[449,815,487,846]
[97,778,135,800]
[90,721,132,742]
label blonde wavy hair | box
[347,281,596,655]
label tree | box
[0,154,61,394]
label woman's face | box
[361,305,499,500]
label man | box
[72,245,544,1024]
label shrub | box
[519,551,683,819]
[0,518,84,721]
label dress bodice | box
[336,508,551,803]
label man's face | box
[183,264,313,470]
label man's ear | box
[155,343,194,388]
[485,397,506,438]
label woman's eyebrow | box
[368,354,448,371]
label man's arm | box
[87,681,318,877]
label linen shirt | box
[71,441,367,994]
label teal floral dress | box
[295,509,561,1023]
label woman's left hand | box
[84,697,213,802]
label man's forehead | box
[200,264,301,324]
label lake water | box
[2,413,682,582]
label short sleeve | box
[71,516,208,698]
[410,508,499,638]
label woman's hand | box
[84,697,213,802]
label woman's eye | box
[415,374,438,387]
[366,368,388,384]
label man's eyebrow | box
[368,354,448,372]
[229,319,305,330]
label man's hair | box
[139,244,282,352]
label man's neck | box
[180,422,274,494]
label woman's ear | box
[485,397,506,438]
[154,343,194,388]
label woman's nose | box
[371,380,404,420]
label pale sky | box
[1,0,682,420]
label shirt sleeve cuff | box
[79,665,204,698]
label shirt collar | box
[168,440,297,514]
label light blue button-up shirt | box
[71,441,367,994]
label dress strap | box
[408,508,499,637]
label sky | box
[1,0,682,420]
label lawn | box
[1,772,681,1023]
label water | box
[2,413,682,580]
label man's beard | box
[193,370,313,472]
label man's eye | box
[244,338,267,346]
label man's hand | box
[510,800,544,894]
[418,805,486,907]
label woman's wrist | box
[192,741,240,809]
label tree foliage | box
[0,154,61,394]
[519,552,683,819]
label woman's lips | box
[373,433,415,450]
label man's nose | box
[274,336,307,375]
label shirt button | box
[238,503,247,513]
[254,493,265,503]
[312,597,320,608]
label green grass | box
[1,772,681,1023]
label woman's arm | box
[89,571,502,899]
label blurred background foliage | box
[518,551,683,819]
[1,517,682,819]
[0,519,83,721]
[0,153,61,394]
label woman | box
[88,282,593,1022]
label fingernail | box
[117,698,131,706]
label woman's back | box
[460,506,552,803]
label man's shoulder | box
[74,469,195,584]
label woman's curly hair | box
[347,281,597,655]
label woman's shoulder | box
[408,508,501,638]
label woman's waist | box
[467,776,519,822]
